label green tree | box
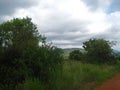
[0,17,43,89]
[0,17,63,90]
[83,38,113,63]
[69,50,83,60]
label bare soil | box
[95,73,120,90]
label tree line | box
[69,38,118,64]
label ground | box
[95,73,120,90]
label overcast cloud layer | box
[1,0,120,50]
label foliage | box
[16,79,44,90]
[22,44,63,83]
[83,38,114,64]
[0,17,63,89]
[61,61,118,90]
[14,60,120,90]
[0,17,41,89]
[69,50,83,60]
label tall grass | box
[61,60,119,90]
[16,79,44,90]
[16,60,120,90]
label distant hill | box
[113,50,120,54]
[63,48,85,53]
[112,50,120,57]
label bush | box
[69,50,83,60]
[0,17,63,89]
[83,38,114,64]
[16,79,44,90]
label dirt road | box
[95,73,120,90]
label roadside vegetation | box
[0,17,120,90]
[0,17,63,90]
[60,60,120,90]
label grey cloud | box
[94,33,120,50]
[82,0,120,13]
[41,16,89,34]
[46,22,120,49]
[43,20,89,41]
[44,26,93,49]
[93,27,120,45]
[38,6,89,34]
[82,0,99,10]
[46,31,92,41]
[1,0,120,49]
[39,9,96,48]
[108,0,120,13]
[0,0,38,16]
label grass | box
[16,60,120,90]
[16,79,44,90]
[60,60,119,90]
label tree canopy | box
[83,38,113,63]
[0,17,63,89]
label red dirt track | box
[95,73,120,90]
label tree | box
[22,44,63,80]
[0,17,63,90]
[83,38,113,63]
[0,17,43,89]
[69,50,83,60]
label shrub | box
[0,17,63,89]
[83,38,114,64]
[69,50,83,60]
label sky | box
[1,0,120,50]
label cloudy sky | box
[1,0,120,50]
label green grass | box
[16,60,120,90]
[16,79,44,90]
[60,60,119,90]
